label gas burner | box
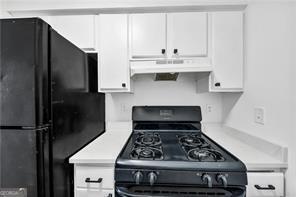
[130,146,163,160]
[187,148,225,162]
[178,134,209,148]
[135,133,161,147]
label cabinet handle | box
[215,82,221,87]
[122,83,126,88]
[173,49,178,54]
[85,177,103,183]
[254,184,275,190]
[161,49,166,55]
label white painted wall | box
[221,2,295,196]
[106,73,223,123]
[223,2,293,145]
[0,0,11,17]
[287,4,296,197]
[0,0,4,17]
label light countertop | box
[69,122,132,164]
[202,124,288,170]
[69,122,288,171]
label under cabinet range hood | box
[130,59,213,76]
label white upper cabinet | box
[130,13,209,60]
[167,12,208,58]
[209,11,244,92]
[98,14,131,92]
[130,13,167,59]
[43,15,96,51]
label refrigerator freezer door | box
[0,128,50,197]
[0,18,50,127]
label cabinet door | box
[247,172,284,197]
[76,188,113,197]
[76,165,114,189]
[130,13,166,59]
[210,12,244,91]
[98,14,130,91]
[44,15,96,50]
[167,12,208,58]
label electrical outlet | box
[206,104,213,113]
[254,107,265,125]
[120,103,128,113]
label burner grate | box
[187,148,225,162]
[130,132,163,160]
[178,133,225,162]
[135,132,162,147]
[130,146,163,160]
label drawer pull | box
[85,177,103,183]
[254,184,275,190]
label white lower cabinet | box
[74,164,115,197]
[247,172,284,197]
[76,188,113,197]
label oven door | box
[115,185,246,197]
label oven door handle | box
[116,186,246,197]
[116,187,167,197]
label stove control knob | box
[148,172,157,186]
[202,174,213,188]
[134,171,143,185]
[217,174,228,188]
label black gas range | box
[115,106,247,197]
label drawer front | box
[76,188,113,197]
[76,165,114,190]
[247,172,284,197]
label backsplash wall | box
[106,73,223,123]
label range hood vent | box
[130,59,213,76]
[154,73,179,81]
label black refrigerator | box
[0,18,105,197]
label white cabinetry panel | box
[76,188,113,197]
[167,12,208,58]
[247,172,284,197]
[98,14,130,92]
[76,165,114,189]
[130,13,167,58]
[210,11,244,92]
[74,164,114,197]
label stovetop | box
[116,123,246,171]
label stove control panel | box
[116,169,246,187]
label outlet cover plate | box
[254,107,265,125]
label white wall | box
[221,2,295,196]
[0,0,4,17]
[106,73,223,123]
[0,0,11,17]
[222,2,293,145]
[287,4,296,197]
